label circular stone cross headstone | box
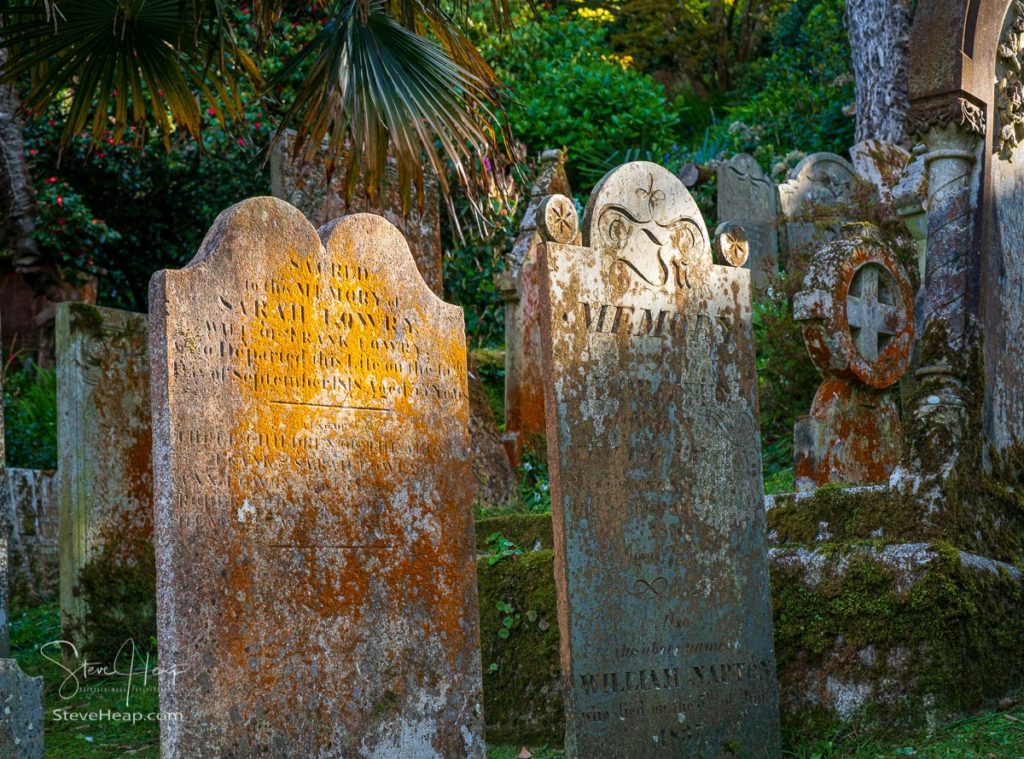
[793,230,915,389]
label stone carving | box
[497,150,574,466]
[150,199,484,757]
[793,226,915,491]
[778,153,860,257]
[716,153,780,291]
[997,0,1024,159]
[537,194,579,244]
[714,222,750,267]
[0,659,43,758]
[538,161,780,757]
[56,304,152,649]
[905,96,986,138]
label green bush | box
[476,9,681,188]
[3,361,58,470]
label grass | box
[11,603,1024,758]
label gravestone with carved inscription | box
[792,226,915,491]
[536,163,781,758]
[716,153,780,292]
[56,303,153,647]
[778,153,859,259]
[150,199,484,757]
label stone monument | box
[792,226,915,491]
[0,658,43,759]
[536,163,781,757]
[496,150,574,465]
[56,303,152,646]
[777,152,859,258]
[716,153,780,292]
[150,198,485,757]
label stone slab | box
[0,535,7,659]
[150,198,484,757]
[56,303,152,646]
[0,658,43,758]
[716,153,780,292]
[538,163,781,757]
[1,469,58,603]
[778,153,858,258]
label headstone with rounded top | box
[716,153,779,292]
[778,152,859,258]
[149,198,484,757]
[792,225,916,491]
[537,162,781,758]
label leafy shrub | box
[476,9,681,188]
[3,361,58,470]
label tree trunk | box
[0,47,60,298]
[846,0,912,144]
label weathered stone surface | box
[56,303,152,647]
[778,153,859,257]
[469,355,517,507]
[716,153,779,292]
[793,227,915,490]
[850,140,911,205]
[1,469,58,603]
[537,163,780,757]
[0,535,7,659]
[150,198,484,757]
[497,151,574,466]
[0,658,43,759]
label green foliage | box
[476,9,681,188]
[3,361,57,470]
[517,449,552,513]
[486,532,525,565]
[718,0,854,166]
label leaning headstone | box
[496,150,574,465]
[792,225,915,491]
[56,303,152,647]
[716,153,780,292]
[150,198,484,757]
[778,152,859,258]
[537,163,781,757]
[272,130,515,507]
[0,658,43,759]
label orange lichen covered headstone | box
[149,198,483,757]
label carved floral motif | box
[996,0,1024,159]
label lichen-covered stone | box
[150,199,484,757]
[55,303,153,654]
[538,163,780,757]
[0,658,43,759]
[770,542,1024,737]
[1,469,58,604]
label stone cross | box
[149,198,484,757]
[56,303,152,648]
[793,226,915,491]
[537,162,781,757]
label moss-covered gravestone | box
[56,304,153,654]
[536,163,781,757]
[150,198,484,757]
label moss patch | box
[477,551,562,745]
[771,542,1024,741]
[470,347,506,424]
[476,513,554,554]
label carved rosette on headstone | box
[793,226,915,491]
[537,163,781,757]
[716,153,780,292]
[56,303,152,647]
[778,152,859,258]
[497,150,575,466]
[150,199,484,757]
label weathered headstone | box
[0,535,7,659]
[150,198,484,757]
[537,163,781,757]
[272,130,516,507]
[56,303,153,646]
[496,150,574,465]
[778,152,859,258]
[792,226,915,491]
[1,469,58,603]
[716,153,780,292]
[0,658,43,759]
